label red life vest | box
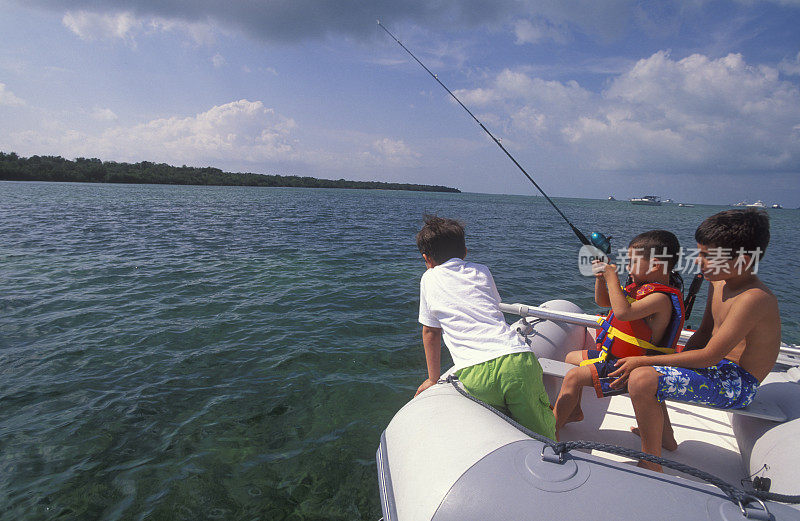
[594,282,685,359]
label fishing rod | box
[378,21,707,319]
[377,20,600,250]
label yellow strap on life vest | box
[579,316,676,367]
[602,326,676,354]
[579,351,606,366]
[579,317,611,366]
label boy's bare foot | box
[630,426,678,451]
[556,410,583,432]
[565,407,584,424]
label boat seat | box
[538,357,787,422]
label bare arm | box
[602,265,670,322]
[594,273,611,307]
[608,291,771,385]
[683,284,714,350]
[416,326,442,396]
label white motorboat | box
[630,195,662,206]
[747,200,766,208]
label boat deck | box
[559,387,743,483]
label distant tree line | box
[0,152,460,193]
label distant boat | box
[733,201,748,207]
[678,203,695,207]
[746,200,766,208]
[663,198,675,204]
[630,195,661,206]
[772,204,783,209]
[607,196,616,201]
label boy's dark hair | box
[416,214,467,264]
[628,230,681,271]
[695,208,770,260]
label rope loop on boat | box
[443,375,800,510]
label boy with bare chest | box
[609,208,780,472]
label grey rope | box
[444,375,800,507]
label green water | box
[1,181,798,520]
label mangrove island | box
[0,152,461,193]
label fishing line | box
[377,20,591,248]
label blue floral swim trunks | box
[652,359,759,409]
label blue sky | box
[1,1,799,205]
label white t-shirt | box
[418,258,531,371]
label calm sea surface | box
[1,181,799,520]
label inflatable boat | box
[377,300,800,520]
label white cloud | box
[513,19,568,45]
[0,82,25,106]
[587,51,800,172]
[146,18,216,46]
[2,99,424,175]
[62,10,216,46]
[455,87,496,106]
[372,137,420,165]
[62,11,141,42]
[212,53,226,68]
[6,100,297,166]
[91,107,118,122]
[455,51,800,175]
[779,51,800,76]
[106,100,296,163]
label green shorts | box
[456,351,556,440]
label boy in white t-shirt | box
[414,215,556,439]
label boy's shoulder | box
[715,275,774,296]
[713,276,777,313]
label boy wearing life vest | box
[609,209,780,472]
[553,230,684,439]
[414,215,556,439]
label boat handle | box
[738,497,771,520]
[541,444,565,464]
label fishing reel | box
[590,231,612,255]
[589,231,616,265]
[578,231,614,277]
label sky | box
[1,0,799,206]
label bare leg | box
[561,350,586,424]
[553,365,593,438]
[564,350,584,365]
[627,366,663,472]
[631,402,677,451]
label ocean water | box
[1,181,798,520]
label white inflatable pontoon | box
[377,300,800,521]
